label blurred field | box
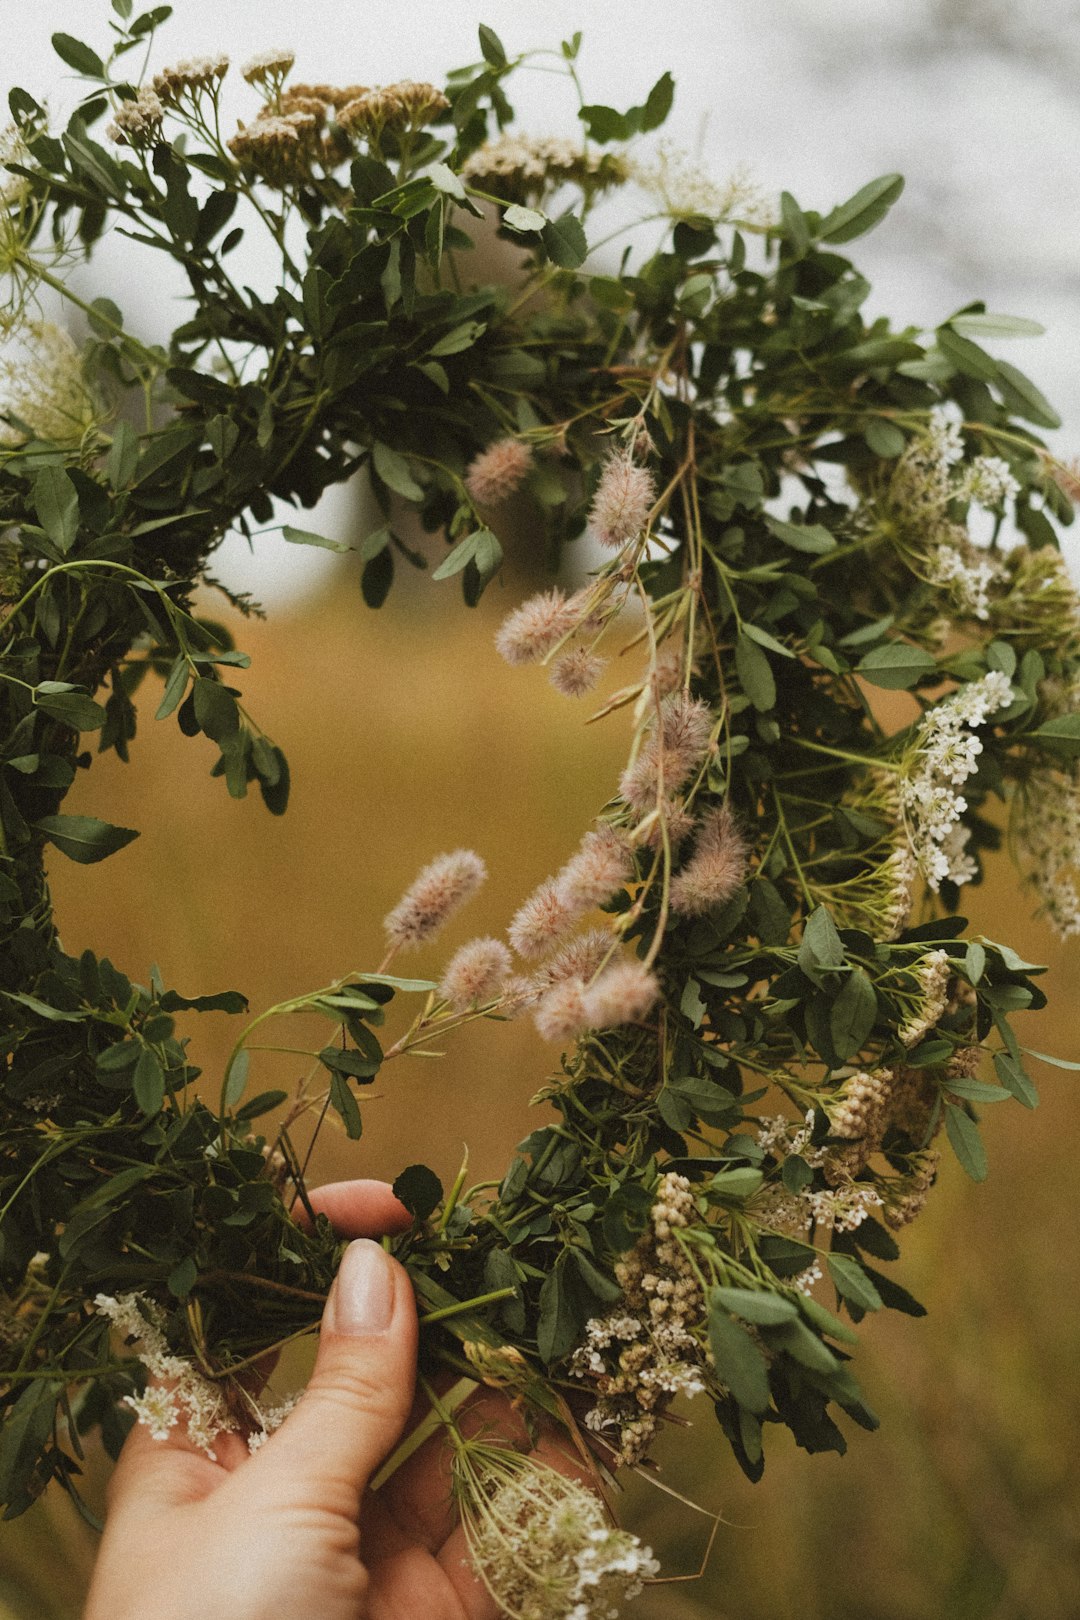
[1,551,1078,1619]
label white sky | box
[4,0,1078,599]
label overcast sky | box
[5,0,1078,599]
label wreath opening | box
[1,9,1079,1610]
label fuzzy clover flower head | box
[669,804,748,916]
[383,849,487,952]
[588,452,656,551]
[580,961,659,1030]
[509,876,575,959]
[465,437,534,507]
[495,587,582,667]
[619,691,715,813]
[557,824,634,913]
[439,936,512,1011]
[550,646,606,697]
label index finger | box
[292,1177,414,1237]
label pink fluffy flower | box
[438,936,512,1010]
[383,849,486,952]
[534,927,613,991]
[588,452,656,550]
[619,692,715,812]
[508,877,575,958]
[533,977,591,1042]
[465,438,534,506]
[495,588,579,667]
[557,824,633,913]
[670,805,749,916]
[550,646,606,698]
[580,961,660,1029]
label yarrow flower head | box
[95,1292,236,1459]
[899,672,1015,890]
[1014,762,1080,939]
[465,437,534,506]
[588,452,656,551]
[383,849,487,951]
[0,320,100,448]
[458,1446,659,1619]
[106,88,164,147]
[461,132,628,205]
[241,49,296,88]
[152,55,229,105]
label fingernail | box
[329,1239,395,1336]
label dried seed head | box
[465,437,534,506]
[241,49,296,87]
[106,88,165,147]
[383,849,487,952]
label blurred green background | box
[1,554,1077,1620]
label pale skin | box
[84,1179,509,1620]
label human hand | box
[84,1179,498,1620]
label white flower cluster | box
[465,1458,658,1620]
[1015,764,1080,938]
[632,144,773,225]
[899,671,1015,889]
[95,1292,236,1458]
[0,320,99,448]
[897,949,952,1047]
[570,1173,709,1465]
[106,87,165,147]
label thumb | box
[254,1238,417,1507]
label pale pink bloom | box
[439,936,512,1011]
[534,977,591,1041]
[651,640,685,698]
[556,824,633,913]
[581,962,660,1029]
[465,438,534,506]
[500,973,542,1015]
[550,646,606,697]
[383,849,487,951]
[670,805,749,916]
[588,452,656,550]
[508,877,575,958]
[494,588,578,667]
[639,798,697,849]
[534,927,612,991]
[620,692,714,811]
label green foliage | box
[0,4,1076,1526]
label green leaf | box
[741,621,795,659]
[944,1102,988,1181]
[34,689,107,731]
[857,641,936,689]
[223,1048,249,1106]
[319,1045,380,1080]
[764,515,835,554]
[708,1294,771,1412]
[829,967,877,1061]
[37,814,139,864]
[51,33,106,77]
[827,1253,883,1312]
[107,420,139,489]
[1030,713,1080,756]
[641,71,675,132]
[993,1051,1039,1109]
[372,441,424,501]
[235,1089,289,1121]
[537,1263,579,1363]
[155,658,189,722]
[478,23,507,66]
[712,1286,799,1327]
[1023,1048,1080,1072]
[433,533,480,580]
[863,418,907,458]
[282,524,350,553]
[192,677,239,743]
[819,174,904,243]
[780,191,810,256]
[996,360,1061,429]
[428,319,485,357]
[938,326,999,382]
[393,1163,443,1221]
[328,1071,363,1139]
[503,203,547,233]
[361,545,394,608]
[735,632,775,711]
[133,1048,165,1115]
[2,990,85,1023]
[541,212,588,268]
[964,941,986,985]
[33,466,80,554]
[799,905,845,981]
[950,312,1044,340]
[767,1318,841,1374]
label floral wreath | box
[1,8,1078,1613]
